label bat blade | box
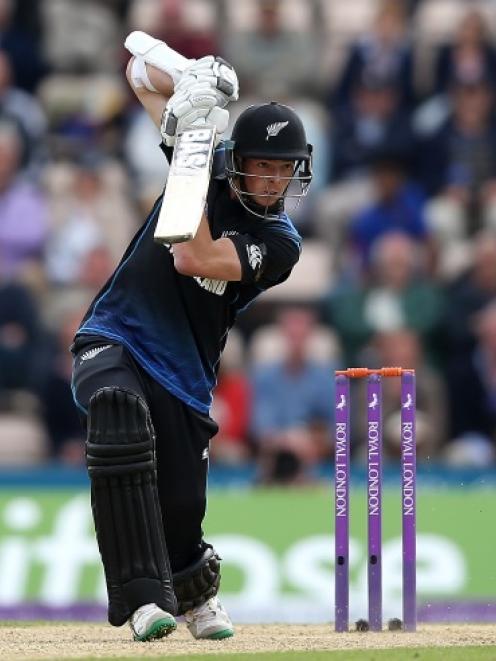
[154,126,216,244]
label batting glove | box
[175,56,239,108]
[161,83,229,147]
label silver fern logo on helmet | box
[266,121,289,140]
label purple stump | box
[335,373,350,632]
[367,373,382,631]
[401,371,417,632]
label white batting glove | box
[161,83,229,147]
[175,56,239,108]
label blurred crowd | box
[2,0,496,481]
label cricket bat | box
[154,125,216,244]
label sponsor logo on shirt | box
[247,244,263,271]
[194,277,228,296]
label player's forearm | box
[172,212,241,280]
[126,57,173,128]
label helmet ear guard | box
[295,143,313,195]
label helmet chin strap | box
[233,180,283,220]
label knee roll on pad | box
[87,387,155,475]
[87,387,176,625]
[173,545,221,615]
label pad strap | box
[173,546,221,615]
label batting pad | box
[87,387,176,625]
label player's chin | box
[254,193,281,208]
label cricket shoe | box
[185,596,234,640]
[129,602,177,642]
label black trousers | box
[72,338,218,573]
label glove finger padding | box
[161,106,229,147]
[177,55,239,107]
[207,106,229,141]
[161,82,230,146]
[161,84,216,146]
[170,92,217,118]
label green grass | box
[56,648,496,661]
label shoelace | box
[187,600,221,622]
[131,604,156,629]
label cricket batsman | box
[71,31,313,642]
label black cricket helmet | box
[225,102,313,218]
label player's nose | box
[269,168,284,183]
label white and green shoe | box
[185,596,234,640]
[129,603,177,642]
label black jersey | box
[75,143,302,414]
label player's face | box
[242,158,294,207]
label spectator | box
[315,64,414,251]
[323,232,444,366]
[330,70,414,182]
[39,306,86,465]
[353,329,447,460]
[250,307,335,484]
[0,388,48,465]
[416,71,496,248]
[210,330,251,465]
[349,150,429,268]
[0,0,46,91]
[333,0,414,112]
[443,229,496,360]
[444,300,496,466]
[42,0,121,73]
[433,9,496,96]
[0,276,50,393]
[222,0,319,99]
[44,154,137,285]
[0,121,48,279]
[124,104,170,211]
[0,51,47,151]
[150,0,220,61]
